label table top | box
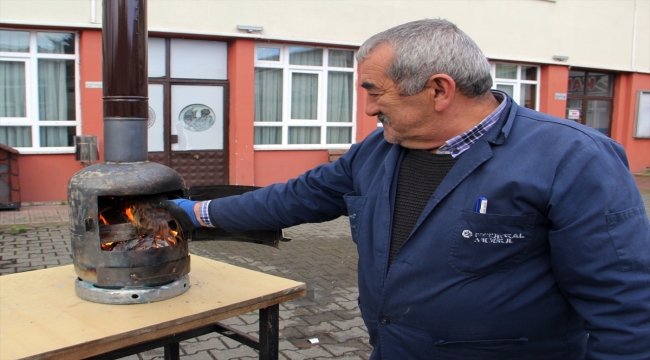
[0,255,306,360]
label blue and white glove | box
[155,198,201,232]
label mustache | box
[378,113,391,125]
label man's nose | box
[365,95,380,117]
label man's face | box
[359,43,437,149]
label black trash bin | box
[0,144,20,210]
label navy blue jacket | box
[211,96,650,359]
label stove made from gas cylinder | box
[67,0,190,305]
[69,164,189,304]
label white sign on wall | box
[567,109,581,120]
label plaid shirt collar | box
[437,91,507,158]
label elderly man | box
[162,19,650,359]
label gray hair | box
[356,19,493,97]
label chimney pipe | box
[102,0,148,162]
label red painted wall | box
[78,30,104,160]
[228,39,256,186]
[18,29,103,203]
[19,155,80,202]
[253,150,329,186]
[539,65,569,118]
[611,72,650,173]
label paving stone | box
[337,301,359,311]
[296,322,338,338]
[321,339,372,357]
[329,327,369,343]
[330,318,366,331]
[238,312,259,325]
[182,336,227,354]
[228,323,258,334]
[134,346,165,359]
[300,312,344,326]
[281,346,334,360]
[208,345,259,359]
[331,310,363,321]
[177,351,215,360]
[220,335,247,349]
[279,339,299,351]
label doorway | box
[147,38,229,187]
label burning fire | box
[99,202,182,251]
[124,206,135,222]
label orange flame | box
[124,206,135,222]
[98,214,109,225]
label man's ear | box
[426,74,456,112]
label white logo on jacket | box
[462,230,524,243]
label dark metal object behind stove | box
[186,186,291,248]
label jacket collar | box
[486,91,518,147]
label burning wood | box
[99,201,183,251]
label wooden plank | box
[0,255,306,360]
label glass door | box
[566,70,614,136]
[147,37,229,187]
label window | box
[254,44,355,148]
[566,70,614,136]
[0,29,79,153]
[634,90,650,138]
[490,63,539,110]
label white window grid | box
[253,44,356,150]
[0,29,81,154]
[489,62,540,111]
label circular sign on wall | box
[148,107,155,129]
[179,104,215,132]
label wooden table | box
[0,255,306,360]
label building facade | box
[1,0,649,203]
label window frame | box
[253,44,356,150]
[0,29,81,154]
[489,62,540,111]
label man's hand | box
[154,199,202,233]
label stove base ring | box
[75,275,190,304]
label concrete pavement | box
[1,175,648,359]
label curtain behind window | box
[0,60,31,147]
[289,47,323,66]
[254,68,283,144]
[326,71,353,144]
[327,72,352,122]
[38,59,74,146]
[291,73,318,119]
[0,61,26,117]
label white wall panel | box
[1,0,648,72]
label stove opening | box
[98,193,184,252]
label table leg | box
[164,342,180,360]
[258,304,279,360]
